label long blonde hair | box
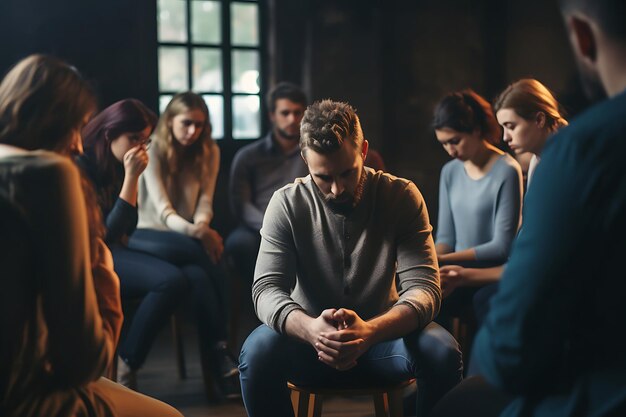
[494,79,568,132]
[152,92,213,177]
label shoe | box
[218,371,242,400]
[214,344,239,378]
[116,356,138,391]
[213,344,241,399]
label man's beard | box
[576,58,607,103]
[324,170,367,216]
[276,126,299,141]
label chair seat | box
[288,379,415,417]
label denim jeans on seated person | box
[128,228,230,346]
[239,321,463,417]
[224,225,261,285]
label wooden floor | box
[131,311,384,417]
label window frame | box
[157,0,267,142]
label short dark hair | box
[432,89,502,146]
[559,0,626,40]
[266,82,307,113]
[300,99,364,154]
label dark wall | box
[288,0,584,228]
[1,0,585,233]
[0,0,158,111]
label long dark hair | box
[432,89,502,146]
[82,99,157,210]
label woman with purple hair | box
[78,99,187,390]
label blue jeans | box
[128,229,230,348]
[239,322,463,417]
[224,224,261,285]
[112,244,188,370]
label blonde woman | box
[128,92,239,399]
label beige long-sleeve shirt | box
[137,142,220,235]
[253,168,441,333]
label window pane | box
[231,3,259,46]
[193,48,223,92]
[159,95,174,114]
[158,0,187,42]
[159,47,189,91]
[192,1,221,44]
[232,50,259,94]
[203,95,224,139]
[232,95,260,139]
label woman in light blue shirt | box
[440,80,568,325]
[432,89,523,326]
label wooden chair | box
[288,379,415,417]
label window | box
[157,0,263,140]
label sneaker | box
[213,345,241,399]
[116,356,138,391]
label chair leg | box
[373,392,389,417]
[388,388,404,417]
[228,264,241,350]
[290,390,299,415]
[199,345,217,401]
[311,394,323,417]
[297,391,310,417]
[171,312,186,379]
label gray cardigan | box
[253,168,441,333]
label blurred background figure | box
[128,91,240,400]
[78,99,188,390]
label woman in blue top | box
[432,89,523,324]
[440,80,568,326]
[78,99,187,390]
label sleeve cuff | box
[275,304,306,334]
